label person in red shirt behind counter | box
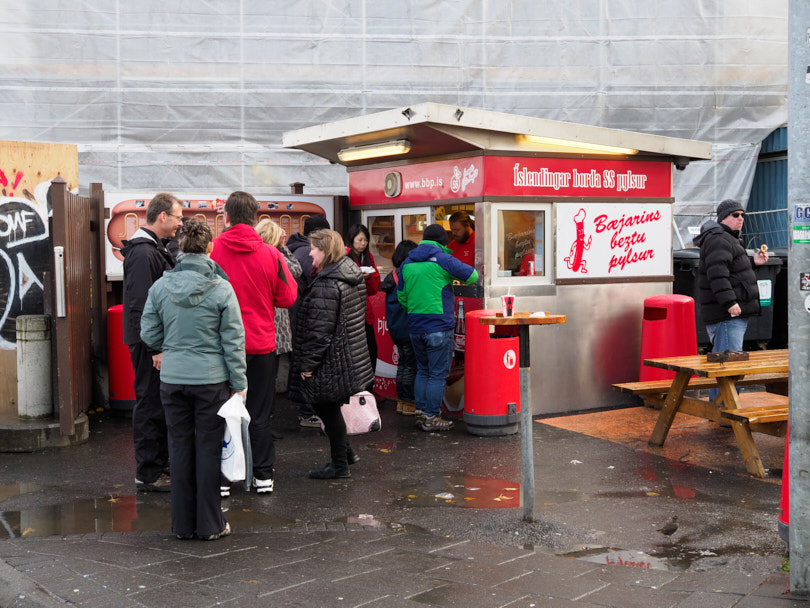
[448,210,475,264]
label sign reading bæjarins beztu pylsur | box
[348,157,672,205]
[556,203,672,280]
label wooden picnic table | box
[644,349,788,477]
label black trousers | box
[129,342,169,483]
[245,352,279,480]
[313,401,349,470]
[161,381,229,538]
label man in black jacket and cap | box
[693,199,769,399]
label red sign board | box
[349,156,672,205]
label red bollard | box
[779,423,789,544]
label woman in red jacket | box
[346,224,380,390]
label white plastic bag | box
[218,393,251,483]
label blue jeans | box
[410,330,454,417]
[705,317,748,402]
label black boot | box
[347,445,360,465]
[308,463,351,479]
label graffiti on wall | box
[0,181,50,349]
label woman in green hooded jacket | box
[141,218,246,541]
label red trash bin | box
[638,295,697,381]
[108,304,136,413]
[462,309,520,436]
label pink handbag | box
[328,391,381,435]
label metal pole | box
[518,325,534,522]
[788,1,810,594]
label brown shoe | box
[401,401,416,416]
[396,400,405,414]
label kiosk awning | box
[283,102,712,168]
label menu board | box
[556,202,672,280]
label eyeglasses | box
[166,212,184,221]
[730,212,745,218]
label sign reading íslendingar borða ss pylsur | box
[348,157,672,205]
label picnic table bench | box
[611,349,789,478]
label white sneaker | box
[253,477,274,495]
[220,485,231,498]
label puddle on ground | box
[395,472,521,508]
[0,483,46,503]
[561,545,724,572]
[0,494,292,539]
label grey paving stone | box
[674,590,746,608]
[585,564,680,588]
[749,573,809,600]
[136,546,269,583]
[202,563,320,597]
[429,539,534,564]
[666,568,771,595]
[495,569,611,601]
[87,562,182,592]
[581,582,692,608]
[359,548,456,575]
[426,559,533,587]
[22,563,112,604]
[735,596,810,607]
[405,580,541,607]
[129,579,241,608]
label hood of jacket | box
[693,220,739,248]
[161,254,225,308]
[286,232,309,254]
[214,223,264,255]
[408,240,451,262]
[314,256,364,287]
[120,227,159,258]
[380,270,396,294]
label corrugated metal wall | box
[744,127,788,248]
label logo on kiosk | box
[450,163,479,194]
[504,349,517,370]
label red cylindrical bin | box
[462,309,520,436]
[638,294,697,381]
[779,425,789,544]
[107,304,136,412]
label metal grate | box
[675,209,789,250]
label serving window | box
[490,203,553,286]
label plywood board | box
[0,141,79,413]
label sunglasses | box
[730,212,745,218]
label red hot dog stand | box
[283,103,711,415]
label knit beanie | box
[303,214,330,236]
[716,199,744,222]
[423,224,449,246]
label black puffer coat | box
[693,220,760,325]
[292,256,374,405]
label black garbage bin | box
[672,249,783,348]
[769,246,789,349]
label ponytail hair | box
[179,217,213,254]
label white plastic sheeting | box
[0,1,787,229]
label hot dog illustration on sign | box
[564,208,591,273]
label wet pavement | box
[0,394,805,607]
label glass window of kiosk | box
[490,203,553,286]
[365,208,431,276]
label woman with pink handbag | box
[293,229,374,479]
